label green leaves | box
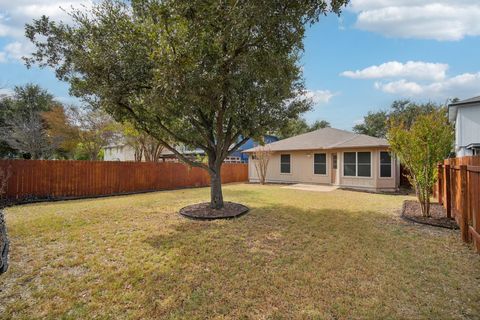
[387,109,454,216]
[24,0,349,206]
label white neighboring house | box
[448,96,480,157]
[103,144,241,163]
[104,144,139,161]
[103,144,204,162]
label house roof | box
[449,96,480,107]
[448,96,480,122]
[243,127,389,153]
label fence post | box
[445,164,451,218]
[460,165,469,243]
[437,163,443,205]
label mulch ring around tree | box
[179,202,249,220]
[401,200,458,230]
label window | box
[344,152,356,176]
[314,153,326,175]
[343,152,371,177]
[280,154,291,173]
[358,152,371,177]
[380,151,392,177]
[332,154,337,169]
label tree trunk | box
[0,209,9,275]
[209,168,224,209]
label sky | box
[0,0,480,130]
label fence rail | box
[436,156,480,253]
[0,160,248,203]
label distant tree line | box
[275,118,330,139]
[0,84,172,161]
[352,100,444,137]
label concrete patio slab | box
[281,184,338,192]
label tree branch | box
[116,101,211,171]
[227,136,249,156]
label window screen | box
[344,152,356,176]
[380,151,392,177]
[280,154,290,173]
[314,153,326,175]
[357,152,371,177]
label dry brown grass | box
[1,183,479,319]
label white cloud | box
[0,0,92,62]
[374,72,480,98]
[0,87,14,97]
[353,118,364,125]
[349,0,480,41]
[341,61,448,81]
[344,60,480,99]
[304,90,336,106]
[0,1,92,37]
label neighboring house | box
[105,136,278,162]
[103,144,241,162]
[448,96,480,157]
[230,135,279,163]
[104,144,139,161]
[103,143,206,162]
[243,127,399,192]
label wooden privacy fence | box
[0,160,248,203]
[436,156,480,253]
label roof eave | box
[243,145,390,153]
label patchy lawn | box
[1,184,479,319]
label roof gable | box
[243,127,388,152]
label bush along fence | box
[436,156,480,253]
[0,160,248,204]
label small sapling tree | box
[388,109,453,217]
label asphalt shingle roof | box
[243,127,388,153]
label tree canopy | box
[353,100,440,138]
[25,0,349,208]
[0,84,59,159]
[387,108,453,217]
[275,118,330,139]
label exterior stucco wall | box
[248,148,398,191]
[104,145,137,161]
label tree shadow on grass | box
[140,204,477,319]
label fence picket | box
[0,160,248,203]
[436,156,480,253]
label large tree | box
[25,0,349,209]
[0,110,55,159]
[0,84,57,158]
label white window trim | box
[378,150,393,179]
[313,153,328,176]
[342,151,372,178]
[280,153,292,175]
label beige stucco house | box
[243,127,399,192]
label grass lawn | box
[1,183,479,319]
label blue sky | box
[1,1,480,130]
